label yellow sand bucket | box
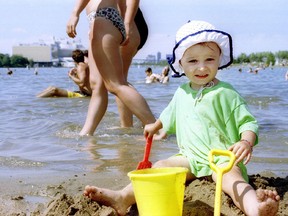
[128,167,188,216]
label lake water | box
[0,65,287,183]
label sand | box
[0,171,287,216]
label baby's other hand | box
[228,140,253,165]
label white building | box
[12,37,86,67]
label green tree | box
[0,54,4,67]
[266,52,275,66]
[235,53,250,63]
[1,54,11,67]
[10,55,29,67]
[249,53,262,63]
[275,51,288,65]
[275,51,288,60]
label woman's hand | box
[66,15,79,38]
[121,22,132,46]
[68,68,77,78]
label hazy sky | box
[1,0,287,59]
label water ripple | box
[0,67,287,178]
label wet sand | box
[1,171,287,215]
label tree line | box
[1,51,288,68]
[0,53,33,68]
[233,50,288,66]
[145,51,288,67]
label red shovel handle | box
[143,136,153,161]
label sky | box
[1,0,288,59]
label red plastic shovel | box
[137,136,153,170]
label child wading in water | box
[83,20,280,216]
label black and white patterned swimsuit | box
[87,7,126,43]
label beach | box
[0,66,287,215]
[0,170,287,215]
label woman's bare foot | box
[256,189,280,216]
[83,185,130,216]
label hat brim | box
[168,30,233,77]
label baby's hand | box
[143,123,158,138]
[228,140,253,165]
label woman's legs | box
[116,21,140,127]
[90,17,156,126]
[79,43,108,136]
[36,86,68,97]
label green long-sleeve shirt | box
[160,81,258,180]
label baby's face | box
[180,42,221,90]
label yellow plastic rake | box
[208,149,236,216]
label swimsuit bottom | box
[134,8,148,50]
[67,91,90,98]
[87,7,126,43]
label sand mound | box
[38,174,288,216]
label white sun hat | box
[168,20,233,77]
